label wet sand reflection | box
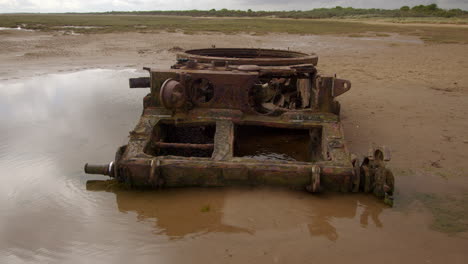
[87,180,386,241]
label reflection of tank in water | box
[86,181,250,238]
[307,195,384,241]
[87,180,385,241]
[84,48,395,203]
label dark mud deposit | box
[1,70,467,263]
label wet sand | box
[0,30,468,263]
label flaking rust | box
[85,48,395,204]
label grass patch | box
[376,17,468,25]
[200,204,211,213]
[1,14,467,44]
[375,33,391,37]
[415,193,468,233]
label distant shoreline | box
[1,14,468,44]
[1,4,468,19]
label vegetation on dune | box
[103,4,467,19]
[0,4,468,44]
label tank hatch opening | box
[233,125,322,162]
[145,123,216,158]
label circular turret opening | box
[177,48,318,66]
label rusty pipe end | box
[129,77,150,88]
[84,162,114,177]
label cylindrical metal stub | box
[84,162,114,176]
[129,77,151,88]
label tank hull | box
[84,48,394,204]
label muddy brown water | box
[0,69,467,263]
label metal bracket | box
[149,159,162,187]
[332,78,351,97]
[306,165,321,193]
[367,145,391,162]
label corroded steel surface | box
[177,48,319,66]
[84,48,394,204]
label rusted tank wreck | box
[85,48,395,203]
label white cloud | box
[0,0,466,13]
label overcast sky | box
[0,0,467,13]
